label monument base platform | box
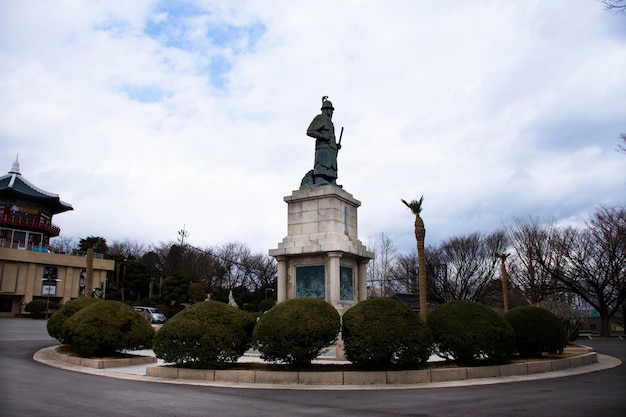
[269,185,373,311]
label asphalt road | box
[0,318,624,417]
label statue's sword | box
[338,127,344,146]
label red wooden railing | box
[0,215,61,236]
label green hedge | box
[25,299,47,319]
[342,298,432,368]
[153,301,256,369]
[428,300,515,364]
[504,306,567,357]
[253,298,340,367]
[62,300,154,356]
[47,298,103,343]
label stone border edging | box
[51,348,156,369]
[145,348,598,386]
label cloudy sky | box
[1,0,624,255]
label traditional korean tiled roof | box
[0,156,73,214]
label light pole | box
[42,278,61,319]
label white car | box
[133,306,166,324]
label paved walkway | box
[3,319,625,417]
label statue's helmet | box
[321,96,334,110]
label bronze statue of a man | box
[304,96,342,187]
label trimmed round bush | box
[428,300,515,364]
[253,298,341,367]
[25,299,47,319]
[62,300,154,356]
[342,298,432,368]
[153,301,256,369]
[47,298,103,343]
[504,306,567,358]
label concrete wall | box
[0,247,114,316]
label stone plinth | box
[269,185,373,310]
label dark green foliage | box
[258,297,276,312]
[62,300,154,356]
[253,298,341,367]
[505,306,567,357]
[160,273,190,305]
[138,297,158,307]
[428,300,515,364]
[122,260,153,302]
[47,298,103,342]
[77,236,108,254]
[342,298,432,368]
[24,300,47,318]
[155,303,179,318]
[152,301,256,368]
[187,283,206,303]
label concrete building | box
[0,157,114,317]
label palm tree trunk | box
[416,217,427,322]
[500,258,509,313]
[86,248,94,297]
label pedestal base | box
[269,185,373,309]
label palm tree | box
[495,252,510,313]
[85,247,94,297]
[402,196,428,322]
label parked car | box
[133,306,167,324]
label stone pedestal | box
[269,185,373,311]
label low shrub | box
[504,306,567,357]
[62,300,154,356]
[253,298,340,367]
[342,298,432,368]
[25,299,47,319]
[47,298,103,342]
[258,297,276,312]
[428,300,515,364]
[153,301,256,369]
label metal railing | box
[0,215,61,235]
[0,240,104,258]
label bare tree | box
[150,241,176,273]
[366,233,398,297]
[426,231,506,302]
[213,242,253,290]
[602,0,626,13]
[617,132,626,154]
[49,235,76,253]
[507,217,563,303]
[244,252,277,291]
[540,207,626,337]
[108,239,148,259]
[390,251,419,294]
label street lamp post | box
[42,278,61,319]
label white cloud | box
[1,0,624,255]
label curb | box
[51,348,156,369]
[35,344,621,390]
[144,351,599,386]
